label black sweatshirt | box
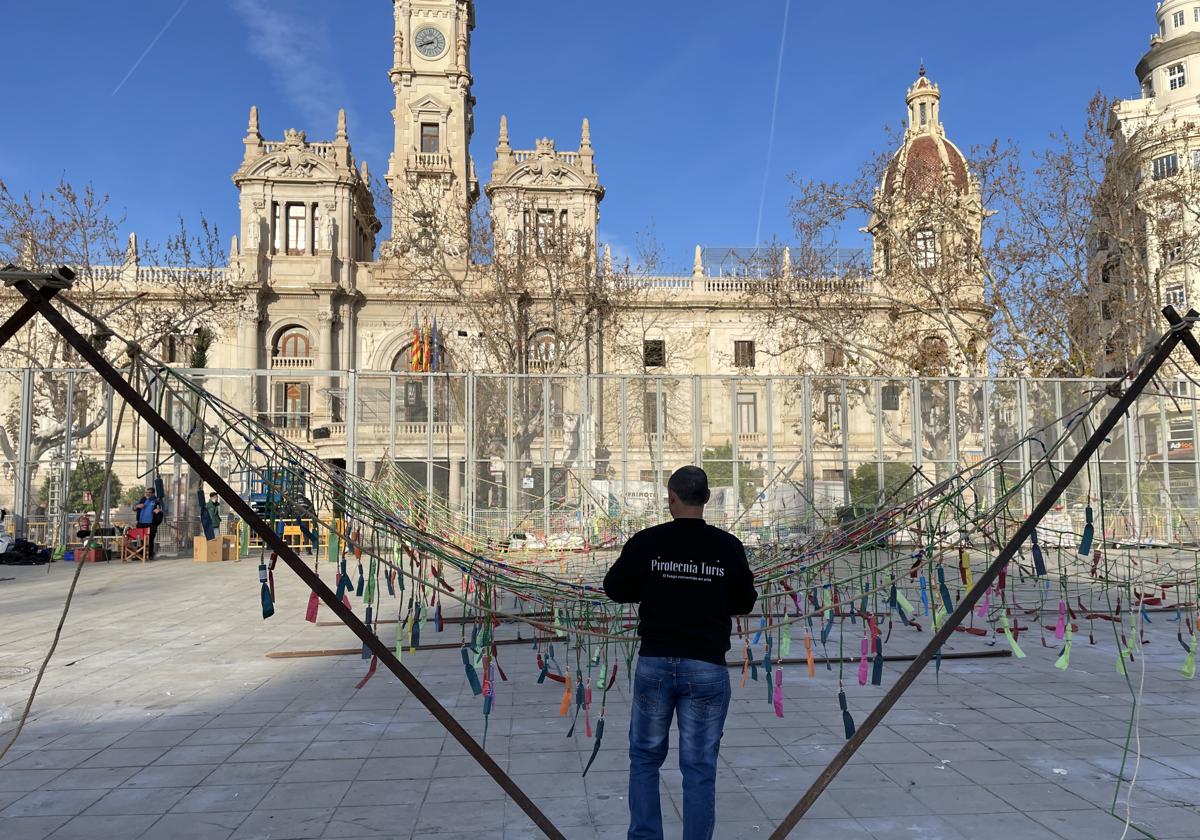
[603,518,758,665]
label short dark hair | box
[668,465,709,506]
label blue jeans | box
[628,655,731,840]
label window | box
[286,204,307,254]
[162,333,194,364]
[1195,8,1200,23]
[420,123,440,154]
[1192,149,1200,170]
[1101,259,1118,284]
[536,209,556,253]
[1153,153,1180,180]
[273,382,311,429]
[736,392,758,434]
[643,389,665,435]
[276,327,311,358]
[1166,282,1187,307]
[1168,380,1192,398]
[824,345,846,369]
[528,329,558,369]
[917,335,950,374]
[881,384,901,412]
[1175,10,1186,27]
[882,240,892,273]
[549,383,565,431]
[643,339,666,368]
[1169,62,1187,90]
[734,340,756,368]
[272,202,283,253]
[822,468,845,482]
[919,102,927,126]
[1162,240,1186,265]
[913,228,938,269]
[1100,298,1114,321]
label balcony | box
[408,153,453,173]
[261,414,311,442]
[271,356,315,370]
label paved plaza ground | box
[1,556,1198,839]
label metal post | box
[144,374,161,480]
[506,377,515,534]
[731,378,740,518]
[13,368,33,541]
[911,377,923,473]
[766,378,775,523]
[1192,380,1199,526]
[1017,378,1032,516]
[656,377,665,518]
[58,371,76,546]
[1159,393,1173,543]
[1125,396,1140,541]
[466,372,475,525]
[1053,381,1065,477]
[426,373,435,501]
[874,379,885,498]
[802,376,814,509]
[542,377,551,539]
[948,378,960,475]
[388,375,397,462]
[620,377,628,510]
[982,380,994,511]
[346,370,358,478]
[839,379,850,504]
[103,383,115,531]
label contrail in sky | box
[754,0,792,248]
[112,0,191,97]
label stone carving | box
[320,215,335,252]
[246,215,261,251]
[254,128,327,179]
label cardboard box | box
[220,534,238,562]
[193,535,223,563]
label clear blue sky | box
[1,1,1150,273]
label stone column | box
[236,295,262,417]
[449,457,462,511]
[317,307,335,423]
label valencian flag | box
[410,315,424,372]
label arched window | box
[528,329,559,370]
[274,326,312,359]
[916,335,950,374]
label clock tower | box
[386,0,479,240]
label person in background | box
[205,492,222,535]
[133,488,163,557]
[603,465,757,840]
[76,511,92,540]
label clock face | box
[414,26,447,58]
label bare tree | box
[0,178,241,511]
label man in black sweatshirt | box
[603,465,757,840]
